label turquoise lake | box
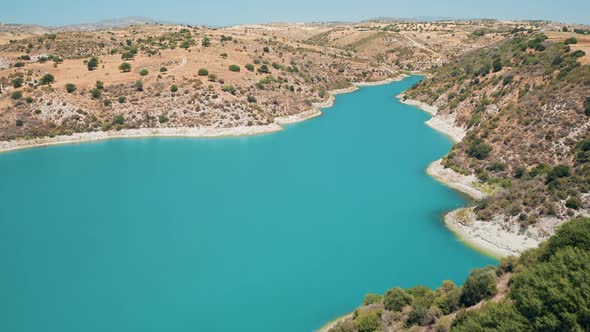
[0,76,495,332]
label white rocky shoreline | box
[398,95,546,258]
[0,77,404,154]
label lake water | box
[0,76,495,332]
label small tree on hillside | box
[119,62,132,73]
[87,57,99,71]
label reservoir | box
[0,76,495,332]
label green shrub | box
[460,266,498,307]
[12,77,24,88]
[118,96,126,103]
[170,85,178,93]
[468,140,493,160]
[39,74,55,85]
[91,88,102,99]
[584,97,590,116]
[229,64,240,72]
[160,67,168,73]
[452,302,529,332]
[247,95,257,103]
[11,91,22,100]
[354,309,382,332]
[564,37,578,45]
[114,115,125,125]
[25,96,33,104]
[384,287,413,312]
[198,68,209,76]
[119,62,132,72]
[566,197,582,210]
[362,294,382,306]
[245,63,254,71]
[139,69,149,76]
[65,83,77,93]
[87,57,99,71]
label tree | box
[453,302,530,332]
[11,91,22,100]
[119,62,132,72]
[121,52,135,60]
[562,26,569,32]
[198,68,209,76]
[202,37,211,47]
[511,246,590,331]
[564,37,578,45]
[12,77,24,88]
[170,85,178,92]
[468,140,492,160]
[258,64,270,74]
[384,287,413,312]
[114,115,125,125]
[65,83,77,93]
[39,74,55,85]
[87,57,99,71]
[229,64,240,72]
[139,69,149,76]
[245,63,254,72]
[492,57,503,73]
[460,266,498,307]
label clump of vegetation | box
[119,62,132,72]
[198,68,209,76]
[65,83,77,93]
[87,57,99,71]
[330,218,590,332]
[170,85,178,93]
[39,74,55,85]
[229,64,240,72]
[139,69,149,76]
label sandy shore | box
[401,97,545,258]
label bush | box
[452,302,529,332]
[65,83,77,93]
[247,95,257,103]
[160,67,168,73]
[135,80,143,91]
[511,246,590,331]
[384,287,413,312]
[12,77,24,88]
[158,114,169,124]
[14,62,25,68]
[170,85,178,93]
[229,64,240,72]
[258,64,270,74]
[546,164,571,183]
[118,96,126,103]
[245,63,254,72]
[566,196,582,210]
[564,37,578,45]
[198,68,209,76]
[114,115,125,125]
[11,91,22,100]
[202,37,211,47]
[221,85,236,94]
[25,97,34,104]
[139,69,149,76]
[90,88,102,99]
[208,73,217,82]
[121,52,134,60]
[584,97,590,116]
[540,218,590,260]
[362,294,382,306]
[95,81,104,90]
[87,57,99,71]
[39,74,55,85]
[468,140,493,160]
[502,74,514,85]
[263,46,270,53]
[459,266,498,307]
[354,309,382,332]
[16,119,23,127]
[119,62,132,72]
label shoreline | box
[0,75,404,155]
[399,96,543,258]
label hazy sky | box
[1,0,589,26]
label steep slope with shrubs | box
[403,31,590,247]
[327,218,590,332]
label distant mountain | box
[59,17,161,31]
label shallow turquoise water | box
[0,76,495,332]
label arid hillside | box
[405,29,590,240]
[0,19,550,142]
